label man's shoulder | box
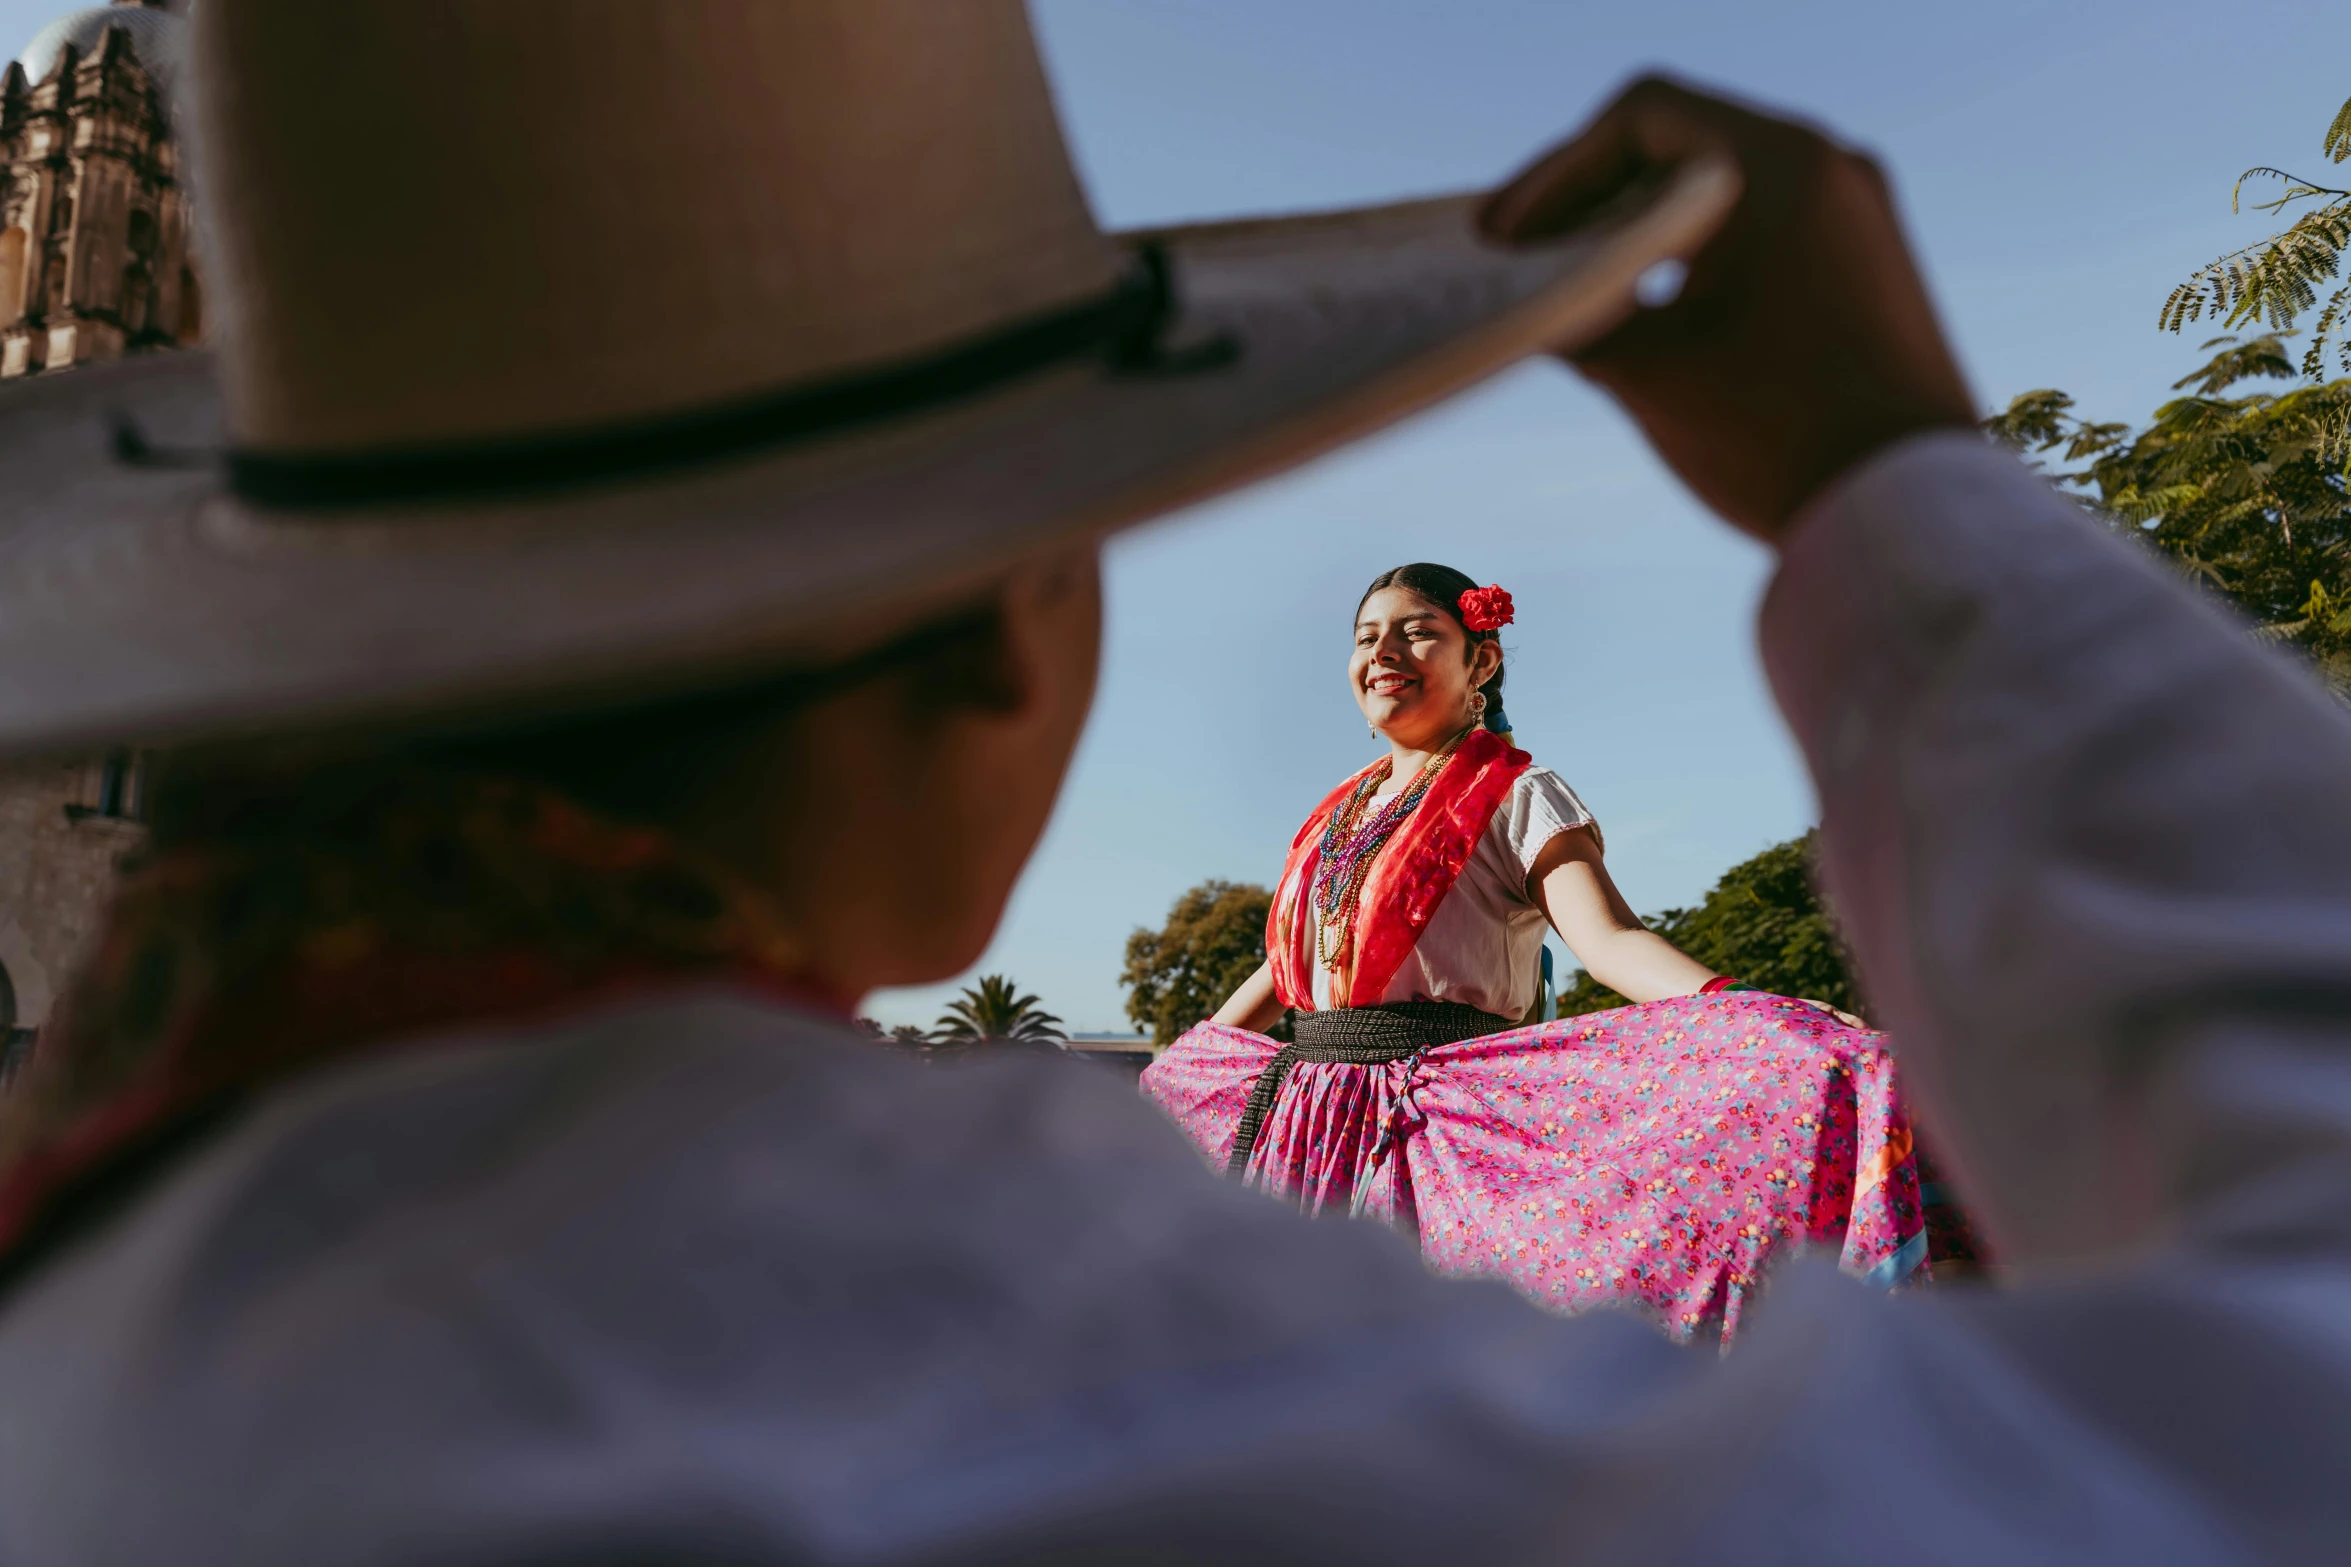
[112,985,1237,1307]
[0,986,1683,1559]
[0,985,1584,1561]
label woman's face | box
[1351,586,1497,750]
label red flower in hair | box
[1457,584,1514,632]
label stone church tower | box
[0,0,194,377]
[0,2,190,1079]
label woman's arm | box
[1211,960,1287,1033]
[1529,827,1717,1003]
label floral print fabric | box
[1141,992,1927,1347]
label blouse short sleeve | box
[1368,764,1599,1012]
[1497,767,1600,878]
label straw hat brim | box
[0,164,1735,760]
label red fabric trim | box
[1265,729,1532,1009]
[1266,761,1386,1009]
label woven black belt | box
[1225,1000,1513,1177]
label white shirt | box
[1307,766,1596,1017]
[3,433,2348,1562]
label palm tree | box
[931,974,1066,1046]
[852,1018,935,1052]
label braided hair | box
[1355,562,1510,738]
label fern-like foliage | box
[2161,95,2351,379]
[1986,334,2351,693]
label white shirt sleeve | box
[1763,430,2351,1270]
[1494,766,1600,889]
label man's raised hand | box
[1484,76,1978,542]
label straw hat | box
[0,0,1735,760]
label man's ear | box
[891,606,1023,718]
[1019,544,1094,615]
[989,545,1102,723]
[903,546,1099,724]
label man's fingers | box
[1479,82,1669,240]
[1479,107,1645,240]
[1481,76,1737,241]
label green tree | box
[1121,880,1273,1045]
[1980,93,2351,697]
[2162,95,2351,379]
[931,974,1066,1045]
[1555,832,1860,1017]
[1986,335,2351,692]
[856,1016,955,1061]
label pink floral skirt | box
[1140,993,1927,1346]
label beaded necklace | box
[1312,725,1473,972]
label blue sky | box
[865,0,2345,1033]
[12,2,2331,1033]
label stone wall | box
[0,755,143,1081]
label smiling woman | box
[1354,562,1513,742]
[1140,562,1934,1345]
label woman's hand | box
[1481,76,1977,543]
[1793,997,1870,1030]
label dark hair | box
[1355,562,1510,736]
[146,605,1014,849]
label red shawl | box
[1266,727,1531,1010]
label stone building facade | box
[0,0,194,377]
[0,3,190,1079]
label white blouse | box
[1308,766,1598,1020]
